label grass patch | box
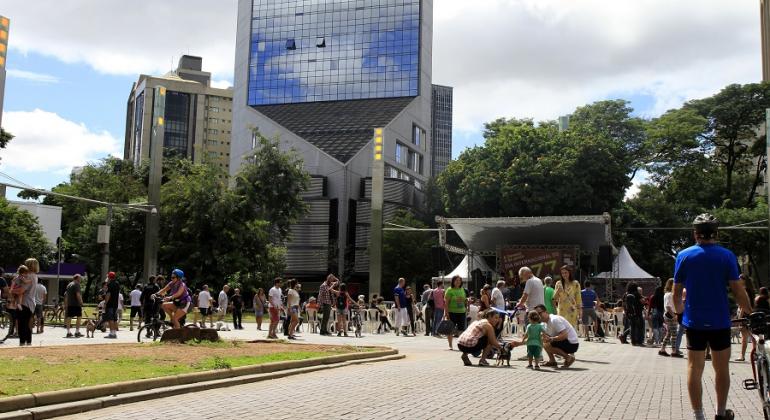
[0,344,353,397]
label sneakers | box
[562,355,575,369]
[104,334,117,339]
[461,353,472,366]
[658,350,670,357]
[74,332,83,338]
[65,333,73,338]
[671,352,684,358]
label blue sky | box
[0,0,762,201]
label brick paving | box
[41,324,764,420]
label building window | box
[395,142,408,166]
[286,39,296,50]
[162,91,190,156]
[208,129,219,135]
[413,124,426,151]
[209,107,219,113]
[407,150,423,174]
[316,37,326,48]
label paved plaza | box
[3,323,759,420]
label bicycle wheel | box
[0,313,6,329]
[757,356,770,420]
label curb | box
[0,350,403,419]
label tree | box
[0,128,12,150]
[382,210,436,294]
[233,132,309,240]
[0,198,53,268]
[436,114,631,217]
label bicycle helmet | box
[692,213,718,239]
[171,268,185,279]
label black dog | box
[496,342,513,367]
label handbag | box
[436,319,456,335]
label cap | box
[107,272,116,279]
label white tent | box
[594,246,656,280]
[432,255,493,283]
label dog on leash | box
[215,321,231,331]
[496,342,513,367]
[83,319,96,338]
[731,326,742,344]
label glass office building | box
[248,0,421,105]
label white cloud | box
[0,109,121,176]
[6,69,60,83]
[433,0,761,130]
[211,79,233,89]
[3,0,238,79]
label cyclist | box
[673,213,752,420]
[158,269,191,329]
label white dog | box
[215,321,231,331]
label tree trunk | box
[746,155,767,207]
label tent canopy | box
[446,214,611,253]
[432,255,493,282]
[594,246,656,280]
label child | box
[376,297,392,334]
[8,265,29,309]
[521,310,545,370]
[331,283,355,337]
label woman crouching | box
[457,309,502,366]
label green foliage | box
[0,127,12,150]
[233,132,309,239]
[436,117,631,217]
[0,198,54,268]
[382,210,435,293]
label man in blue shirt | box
[393,278,409,336]
[673,214,752,420]
[580,281,599,342]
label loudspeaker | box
[598,245,613,272]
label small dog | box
[215,321,231,331]
[83,319,96,338]
[496,342,513,367]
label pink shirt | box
[433,288,445,310]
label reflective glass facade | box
[248,0,421,106]
[163,91,191,156]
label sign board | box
[97,225,110,244]
[499,246,578,286]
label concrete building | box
[124,56,233,176]
[231,0,434,292]
[9,200,62,247]
[430,84,452,177]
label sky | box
[0,0,763,200]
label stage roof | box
[446,214,611,253]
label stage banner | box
[500,247,577,286]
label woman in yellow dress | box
[553,265,582,328]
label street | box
[21,324,760,420]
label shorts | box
[103,306,118,322]
[34,304,44,319]
[130,306,142,318]
[581,308,597,325]
[199,307,211,316]
[458,335,488,356]
[527,345,543,358]
[255,309,264,317]
[685,328,731,352]
[290,306,299,316]
[269,307,280,322]
[337,307,347,316]
[175,302,190,313]
[449,312,467,333]
[550,339,579,355]
[65,306,82,318]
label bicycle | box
[137,295,168,343]
[0,300,7,329]
[735,312,770,420]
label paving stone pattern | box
[48,327,764,420]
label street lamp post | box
[369,128,385,297]
[143,86,165,280]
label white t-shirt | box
[35,283,47,305]
[523,276,545,308]
[663,291,674,315]
[130,289,142,306]
[287,288,300,307]
[198,290,211,308]
[545,314,579,344]
[269,286,283,308]
[468,303,480,320]
[491,288,505,310]
[218,290,228,308]
[118,292,124,310]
